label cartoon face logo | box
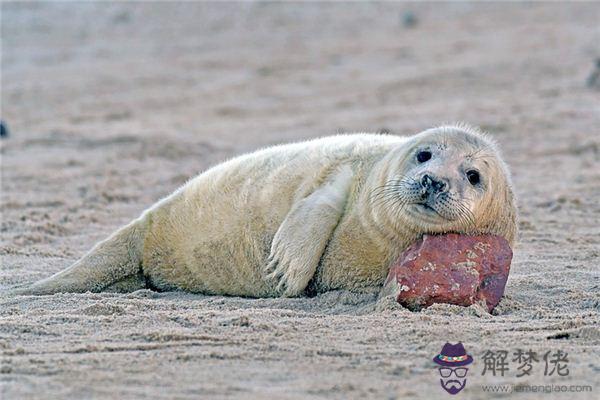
[433,343,473,395]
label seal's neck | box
[358,205,421,265]
[355,156,423,264]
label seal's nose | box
[421,174,447,194]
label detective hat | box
[433,342,473,367]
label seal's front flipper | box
[9,219,147,295]
[265,166,353,296]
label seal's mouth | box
[418,203,436,212]
[415,202,446,218]
[409,202,463,225]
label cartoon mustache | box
[442,379,464,389]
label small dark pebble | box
[547,332,570,340]
[112,11,131,24]
[0,121,8,138]
[401,11,418,28]
[586,58,600,89]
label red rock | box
[382,234,513,312]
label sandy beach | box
[1,2,599,399]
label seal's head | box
[371,124,517,245]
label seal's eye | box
[416,150,432,163]
[467,170,480,185]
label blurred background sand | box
[1,2,599,399]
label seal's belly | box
[141,196,280,296]
[142,237,274,296]
[140,193,387,296]
[315,214,394,292]
[139,161,300,296]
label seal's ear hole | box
[416,150,432,163]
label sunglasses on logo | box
[439,367,468,378]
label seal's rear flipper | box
[8,218,148,296]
